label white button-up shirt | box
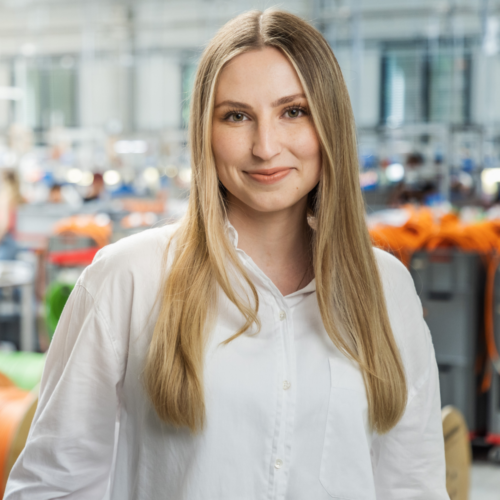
[5,222,449,500]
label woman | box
[0,170,23,260]
[5,9,448,500]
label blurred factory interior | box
[1,0,500,498]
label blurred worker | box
[48,184,63,204]
[388,152,438,206]
[83,172,105,202]
[0,170,24,260]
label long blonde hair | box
[144,9,407,434]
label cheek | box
[290,126,322,178]
[211,126,228,166]
[212,125,248,168]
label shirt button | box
[279,311,286,320]
[275,458,283,469]
[283,380,291,390]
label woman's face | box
[212,46,321,215]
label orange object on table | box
[369,206,437,266]
[53,215,111,248]
[0,382,38,497]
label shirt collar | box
[224,220,316,296]
[224,220,239,248]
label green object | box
[0,351,46,390]
[45,281,75,339]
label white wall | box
[79,59,126,130]
[334,46,380,127]
[79,55,183,132]
[0,62,11,130]
[135,56,182,131]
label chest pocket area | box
[319,356,376,500]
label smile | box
[244,167,293,185]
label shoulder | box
[372,247,434,393]
[79,222,180,301]
[373,247,414,296]
[373,247,421,320]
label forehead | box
[215,46,304,102]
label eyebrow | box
[214,93,307,110]
[271,93,306,107]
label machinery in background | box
[410,251,488,434]
[487,266,500,458]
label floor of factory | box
[471,462,500,499]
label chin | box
[244,195,302,214]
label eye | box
[226,112,247,122]
[284,106,307,118]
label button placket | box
[278,306,291,393]
[275,297,299,499]
[273,300,291,496]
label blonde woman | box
[5,10,448,500]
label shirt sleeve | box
[4,282,123,500]
[371,320,450,500]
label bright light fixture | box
[164,165,178,178]
[103,170,121,186]
[481,168,500,195]
[78,171,94,187]
[179,168,192,183]
[66,168,83,184]
[386,163,405,182]
[143,167,159,183]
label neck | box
[226,194,313,296]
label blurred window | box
[382,49,425,125]
[430,51,471,124]
[26,57,78,131]
[381,42,471,125]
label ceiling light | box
[386,163,405,182]
[103,170,121,186]
[143,167,159,183]
[78,171,94,187]
[66,168,83,184]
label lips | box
[245,167,293,185]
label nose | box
[251,119,281,161]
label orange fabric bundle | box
[369,207,500,384]
[426,220,500,256]
[53,215,112,248]
[369,206,437,266]
[0,381,38,497]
